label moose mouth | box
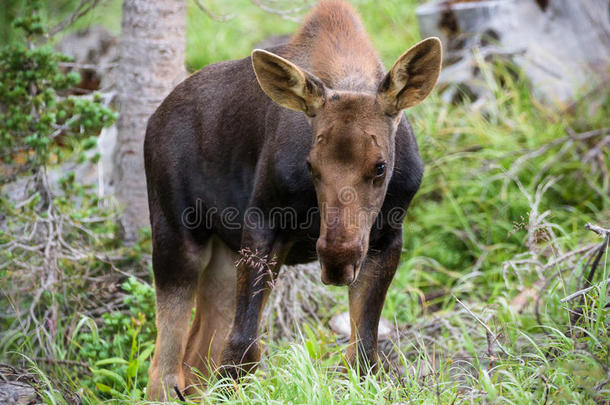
[319,256,363,286]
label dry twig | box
[49,0,102,36]
[250,0,312,21]
[191,0,235,21]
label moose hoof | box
[147,373,185,401]
[219,339,260,380]
[345,348,379,376]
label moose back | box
[144,0,441,400]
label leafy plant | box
[0,0,116,182]
[76,278,155,400]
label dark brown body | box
[146,49,423,262]
[144,1,440,400]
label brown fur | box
[287,0,384,91]
[148,286,196,400]
[182,239,236,391]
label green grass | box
[1,0,609,404]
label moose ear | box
[377,37,442,115]
[251,49,326,117]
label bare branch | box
[585,223,610,237]
[191,0,235,22]
[49,0,102,36]
[498,127,610,196]
[453,295,519,361]
[58,61,118,70]
[250,0,312,21]
[560,276,610,303]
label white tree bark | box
[114,0,186,242]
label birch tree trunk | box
[114,0,186,242]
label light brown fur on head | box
[287,0,384,92]
[306,90,395,285]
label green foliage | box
[0,0,116,178]
[0,3,140,402]
[385,60,610,324]
[185,0,424,71]
[76,278,156,400]
[0,1,120,348]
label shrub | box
[0,0,116,182]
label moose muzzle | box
[316,236,363,286]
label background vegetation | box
[0,0,608,403]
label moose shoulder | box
[144,0,441,400]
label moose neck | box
[286,0,385,93]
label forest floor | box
[1,0,609,404]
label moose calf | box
[144,0,441,400]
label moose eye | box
[306,161,312,173]
[375,162,386,177]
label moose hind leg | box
[147,232,209,401]
[183,238,237,390]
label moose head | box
[252,37,442,286]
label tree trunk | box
[417,0,610,107]
[114,0,186,242]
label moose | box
[144,0,441,399]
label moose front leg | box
[220,232,284,379]
[346,230,402,373]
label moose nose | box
[316,237,362,286]
[320,263,356,286]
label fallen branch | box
[568,223,609,330]
[585,223,610,237]
[31,357,90,369]
[453,295,519,362]
[560,276,610,303]
[496,127,610,197]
